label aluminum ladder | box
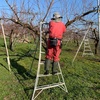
[82,37,94,56]
[31,21,68,100]
[72,25,94,63]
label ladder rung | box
[84,45,89,47]
[41,52,45,54]
[83,53,94,55]
[38,73,61,77]
[36,82,65,90]
[40,62,44,65]
[84,39,89,41]
[84,50,91,51]
[40,61,45,64]
[84,42,89,44]
[84,48,91,50]
[41,41,44,43]
[84,47,91,50]
[84,41,89,42]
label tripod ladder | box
[31,21,68,100]
[72,25,94,63]
[82,36,94,56]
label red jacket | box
[49,20,66,39]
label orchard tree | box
[0,0,99,53]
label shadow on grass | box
[0,63,9,71]
[10,58,36,100]
[87,58,100,62]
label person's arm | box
[63,25,66,33]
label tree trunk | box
[94,39,99,54]
[9,29,14,51]
[97,41,100,55]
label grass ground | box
[0,38,100,100]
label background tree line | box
[0,0,99,54]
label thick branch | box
[65,8,97,27]
[9,18,38,34]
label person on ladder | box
[44,12,66,75]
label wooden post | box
[98,0,100,38]
[1,21,11,71]
[97,0,100,55]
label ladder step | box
[84,39,89,41]
[38,72,61,77]
[41,52,45,54]
[84,42,89,45]
[40,62,44,64]
[83,53,94,55]
[84,45,89,47]
[84,49,91,52]
[84,47,91,49]
[84,41,89,43]
[36,82,65,90]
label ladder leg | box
[32,48,41,100]
[31,75,39,100]
[58,62,68,92]
[32,89,43,100]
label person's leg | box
[53,40,61,61]
[44,58,51,74]
[44,41,53,74]
[52,61,58,74]
[52,44,61,74]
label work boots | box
[44,59,51,75]
[52,61,58,75]
[44,59,58,75]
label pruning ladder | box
[31,21,68,100]
[82,35,94,56]
[72,25,94,63]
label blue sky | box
[0,0,98,25]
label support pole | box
[98,0,100,37]
[97,0,100,55]
[1,21,11,71]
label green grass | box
[0,38,100,100]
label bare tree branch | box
[65,8,97,26]
[42,0,54,21]
[5,0,19,21]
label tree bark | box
[9,29,14,51]
[92,28,99,54]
